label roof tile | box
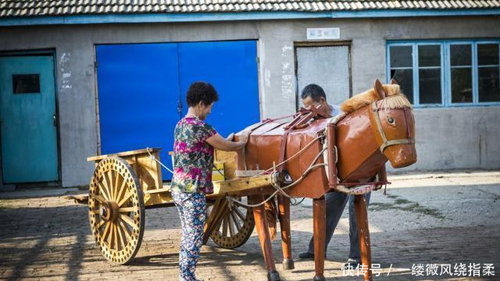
[0,0,497,18]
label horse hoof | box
[282,259,295,270]
[313,275,325,281]
[267,270,281,281]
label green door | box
[0,56,59,183]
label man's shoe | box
[298,251,315,259]
[343,258,360,268]
[298,252,327,259]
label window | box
[478,44,500,102]
[390,45,413,104]
[450,44,473,103]
[12,74,40,94]
[418,45,442,104]
[387,40,500,107]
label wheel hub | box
[101,201,119,222]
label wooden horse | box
[231,79,416,281]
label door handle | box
[53,114,57,127]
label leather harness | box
[370,101,415,153]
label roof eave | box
[0,9,499,27]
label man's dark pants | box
[306,191,371,262]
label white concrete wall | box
[407,106,500,171]
[0,16,498,186]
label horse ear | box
[374,79,387,99]
[391,78,399,85]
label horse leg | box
[277,195,294,270]
[313,197,326,281]
[252,195,281,281]
[354,194,373,281]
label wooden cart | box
[71,147,277,264]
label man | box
[298,84,371,267]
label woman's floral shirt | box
[171,117,217,194]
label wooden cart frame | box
[70,147,275,264]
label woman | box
[171,81,249,281]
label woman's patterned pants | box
[172,190,207,281]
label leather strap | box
[371,102,414,153]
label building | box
[0,0,499,188]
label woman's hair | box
[186,81,219,107]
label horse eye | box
[388,117,395,124]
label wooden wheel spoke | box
[103,172,114,201]
[115,178,127,203]
[91,209,101,215]
[108,223,115,249]
[228,212,236,237]
[113,224,119,251]
[230,211,242,232]
[222,213,229,237]
[117,192,132,208]
[116,222,127,250]
[111,170,118,200]
[119,207,139,213]
[234,207,246,222]
[98,181,111,201]
[119,214,139,231]
[115,174,126,202]
[93,194,107,204]
[112,171,123,201]
[118,220,133,242]
[211,212,224,233]
[101,221,112,242]
[105,172,113,200]
[98,219,106,229]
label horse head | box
[369,79,417,168]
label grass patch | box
[369,202,396,211]
[394,198,412,205]
[369,199,445,220]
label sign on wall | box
[307,28,341,40]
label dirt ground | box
[0,170,499,281]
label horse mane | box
[380,93,413,110]
[340,84,408,113]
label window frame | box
[386,39,500,108]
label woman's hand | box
[226,133,235,141]
[238,131,250,145]
[207,131,249,151]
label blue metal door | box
[96,40,260,180]
[0,56,59,183]
[96,44,181,180]
[178,41,260,137]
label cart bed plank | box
[87,148,161,162]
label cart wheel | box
[88,157,145,264]
[208,196,255,248]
